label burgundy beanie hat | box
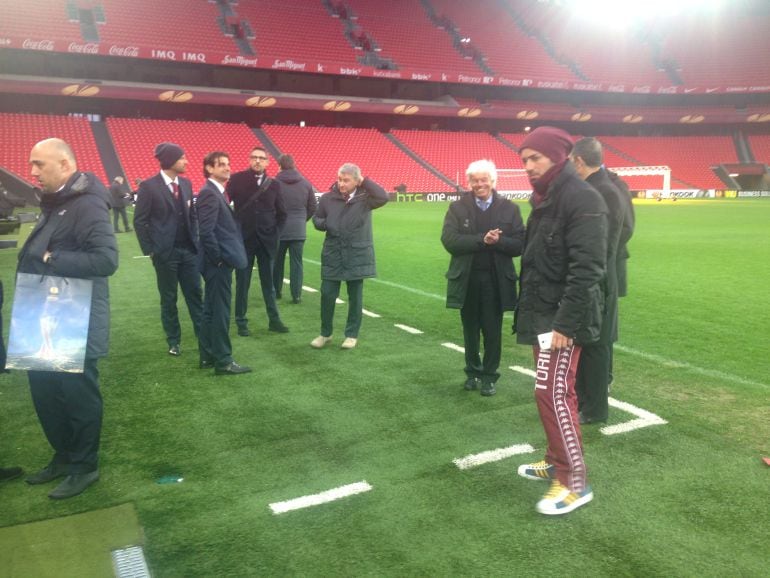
[519,126,574,164]
[154,142,185,169]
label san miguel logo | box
[679,115,704,124]
[245,96,276,107]
[323,101,351,112]
[457,107,481,117]
[61,84,100,97]
[394,104,419,115]
[571,112,592,122]
[516,110,539,120]
[747,113,770,122]
[159,91,193,103]
[622,114,643,123]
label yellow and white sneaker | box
[517,460,556,481]
[310,335,332,349]
[536,480,593,515]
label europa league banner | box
[6,273,93,373]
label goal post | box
[610,165,671,197]
[496,166,672,197]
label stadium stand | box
[0,113,108,186]
[261,124,452,193]
[748,135,770,164]
[391,129,523,186]
[599,135,738,190]
[235,1,361,66]
[105,118,259,191]
[343,0,484,75]
[429,0,581,81]
[87,0,234,55]
[2,0,82,42]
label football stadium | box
[0,0,768,576]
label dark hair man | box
[514,127,607,516]
[20,138,118,499]
[197,152,251,375]
[311,163,388,350]
[134,142,203,357]
[570,137,627,425]
[441,159,525,396]
[109,176,132,233]
[226,147,288,336]
[272,154,317,304]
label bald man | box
[18,138,118,499]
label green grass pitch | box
[0,198,768,576]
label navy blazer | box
[226,169,286,257]
[134,173,198,259]
[197,180,247,270]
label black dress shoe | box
[480,381,497,396]
[215,361,253,375]
[48,471,99,499]
[237,326,251,337]
[463,377,479,391]
[268,321,289,333]
[0,467,23,482]
[291,297,301,304]
[26,463,69,485]
[579,412,607,425]
[168,344,181,356]
[199,360,215,369]
[275,292,282,300]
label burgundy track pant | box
[532,344,588,493]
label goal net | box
[497,166,672,197]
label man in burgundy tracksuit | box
[514,127,608,515]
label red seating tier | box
[261,124,452,193]
[0,113,108,186]
[106,118,259,191]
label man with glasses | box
[227,147,288,336]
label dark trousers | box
[235,244,281,329]
[533,345,587,492]
[273,239,305,301]
[112,207,130,232]
[152,247,203,347]
[320,279,363,338]
[460,270,502,384]
[575,341,611,421]
[0,280,6,370]
[28,358,102,473]
[199,263,234,367]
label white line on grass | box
[269,481,372,514]
[302,285,318,293]
[362,309,381,318]
[508,365,667,435]
[301,263,763,389]
[441,342,465,353]
[453,444,536,470]
[132,255,150,259]
[395,323,423,334]
[614,344,768,388]
[335,298,345,304]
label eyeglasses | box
[250,155,268,161]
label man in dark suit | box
[226,147,288,336]
[197,152,251,375]
[134,142,203,356]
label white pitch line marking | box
[454,444,536,470]
[335,298,345,304]
[508,365,667,436]
[269,481,372,514]
[442,342,465,353]
[362,309,381,318]
[132,255,150,259]
[395,323,422,334]
[302,285,318,293]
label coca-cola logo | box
[109,45,140,57]
[22,39,54,51]
[68,42,99,54]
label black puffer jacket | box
[17,172,118,359]
[515,163,608,345]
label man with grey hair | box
[570,137,626,424]
[19,138,118,499]
[311,164,388,349]
[441,160,525,396]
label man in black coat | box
[18,138,118,499]
[272,154,317,304]
[226,146,288,336]
[196,152,251,375]
[570,138,626,424]
[441,159,525,396]
[109,176,132,233]
[134,143,203,356]
[514,127,607,516]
